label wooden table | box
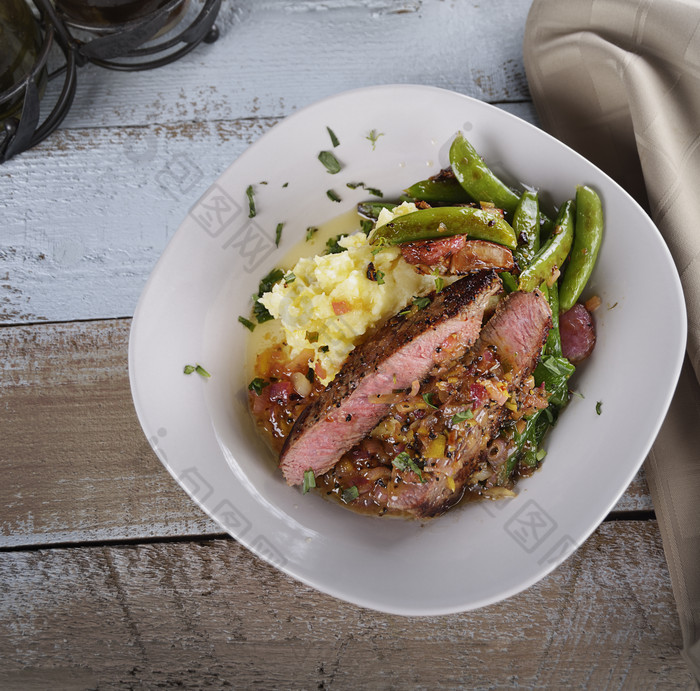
[1,1,695,687]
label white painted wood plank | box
[0,522,692,688]
[46,0,534,131]
[1,104,538,325]
[0,319,652,550]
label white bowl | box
[129,85,686,615]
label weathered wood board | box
[1,102,538,326]
[50,0,534,130]
[0,318,653,550]
[0,521,692,689]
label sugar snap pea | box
[449,132,521,216]
[369,206,517,249]
[512,190,540,270]
[404,177,472,204]
[559,185,603,312]
[541,282,562,357]
[518,200,574,292]
[357,200,396,221]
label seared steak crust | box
[279,270,503,485]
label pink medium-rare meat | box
[560,303,596,364]
[386,289,552,517]
[279,270,503,485]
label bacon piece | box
[400,237,514,274]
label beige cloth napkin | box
[523,0,700,681]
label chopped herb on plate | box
[327,126,340,148]
[303,469,316,494]
[246,184,256,218]
[318,150,342,174]
[238,315,256,331]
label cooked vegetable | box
[357,200,396,221]
[449,132,520,216]
[370,206,517,249]
[512,190,540,269]
[518,200,574,292]
[404,176,471,204]
[559,185,604,312]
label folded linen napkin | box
[523,0,700,680]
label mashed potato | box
[259,227,435,384]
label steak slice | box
[279,270,503,485]
[386,289,552,517]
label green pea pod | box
[541,281,562,357]
[512,190,540,270]
[499,271,518,293]
[449,132,520,216]
[370,206,517,249]
[404,177,472,204]
[357,201,396,221]
[518,200,574,292]
[559,185,603,312]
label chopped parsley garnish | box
[399,296,431,316]
[318,150,342,174]
[246,184,256,218]
[370,236,390,256]
[319,345,330,352]
[303,469,316,494]
[257,267,284,295]
[596,401,603,415]
[184,364,211,378]
[341,485,359,503]
[326,189,341,203]
[253,300,274,324]
[431,269,444,293]
[248,377,269,395]
[392,451,425,482]
[422,392,438,409]
[282,182,289,188]
[413,296,431,310]
[305,226,318,241]
[238,315,256,331]
[275,222,284,247]
[327,126,340,148]
[306,331,319,343]
[376,269,385,285]
[451,410,474,425]
[253,267,285,323]
[283,271,295,284]
[366,129,384,150]
[325,233,348,254]
[346,182,383,198]
[305,367,315,382]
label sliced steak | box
[279,270,503,485]
[386,289,552,517]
